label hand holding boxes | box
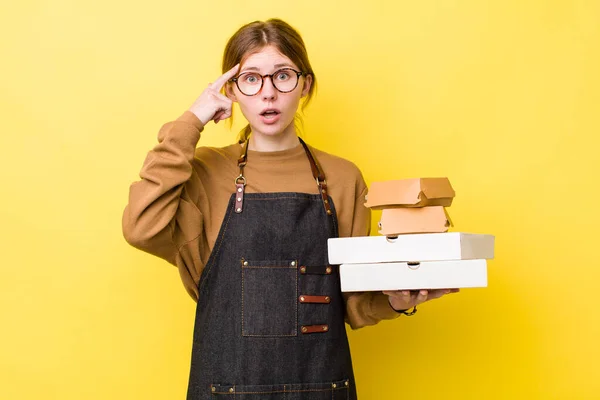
[328,178,495,292]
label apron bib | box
[186,138,357,399]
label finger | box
[426,289,448,300]
[210,93,232,113]
[217,109,232,121]
[212,90,233,104]
[213,110,225,123]
[428,288,459,300]
[398,290,412,306]
[382,290,411,299]
[415,290,428,304]
[438,288,460,295]
[211,63,240,91]
[203,89,232,108]
[213,108,228,122]
[214,107,233,123]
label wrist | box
[388,298,418,316]
[179,110,206,131]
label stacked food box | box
[328,178,495,292]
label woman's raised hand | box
[188,64,240,127]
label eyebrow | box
[240,63,296,72]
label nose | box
[261,76,277,100]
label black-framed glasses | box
[229,68,306,96]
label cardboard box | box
[339,259,487,292]
[327,232,495,264]
[364,178,455,209]
[378,206,452,235]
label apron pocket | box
[211,379,350,399]
[242,259,298,337]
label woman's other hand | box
[383,289,460,312]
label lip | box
[259,108,281,125]
[259,113,281,125]
[260,107,281,115]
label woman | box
[123,18,455,399]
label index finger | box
[210,64,240,91]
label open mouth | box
[260,110,280,119]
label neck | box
[247,122,299,152]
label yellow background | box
[1,0,599,398]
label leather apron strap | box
[234,137,333,216]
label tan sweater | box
[122,111,400,329]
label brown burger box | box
[378,206,453,235]
[364,178,455,210]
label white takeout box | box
[327,232,494,265]
[339,259,488,292]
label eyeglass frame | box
[229,68,307,96]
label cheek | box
[286,94,302,114]
[237,100,259,120]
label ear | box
[300,74,313,98]
[224,82,238,102]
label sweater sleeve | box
[122,111,205,265]
[343,184,401,329]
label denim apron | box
[186,138,357,399]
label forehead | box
[240,45,298,72]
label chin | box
[252,119,294,137]
[265,127,287,137]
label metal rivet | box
[325,267,332,274]
[332,383,337,388]
[325,296,330,302]
[237,187,242,192]
[243,261,248,266]
[345,381,349,386]
[236,208,241,212]
[237,197,241,201]
[211,387,216,392]
[323,325,328,331]
[301,326,307,333]
[229,387,234,393]
[300,266,306,274]
[291,261,296,267]
[321,189,325,193]
[326,210,332,215]
[300,296,305,302]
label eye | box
[275,70,291,81]
[242,73,260,84]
